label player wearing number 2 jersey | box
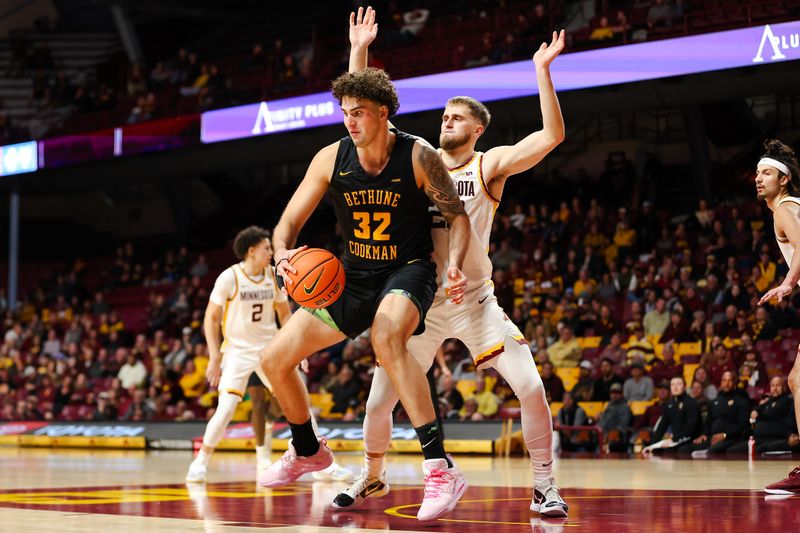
[186,226,291,483]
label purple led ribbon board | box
[201,20,800,144]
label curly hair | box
[331,68,399,117]
[232,226,270,260]
[762,139,800,196]
[446,96,491,128]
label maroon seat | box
[755,339,775,351]
[77,405,94,420]
[59,405,79,421]
[780,339,797,351]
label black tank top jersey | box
[329,129,433,271]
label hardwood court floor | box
[0,447,797,532]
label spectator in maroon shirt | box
[709,344,737,387]
[593,305,619,338]
[540,360,565,402]
[571,360,596,402]
[635,380,670,434]
[593,358,625,401]
[598,332,626,366]
[752,306,778,341]
[726,310,752,340]
[659,309,691,343]
[649,341,684,385]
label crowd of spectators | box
[1,243,217,423]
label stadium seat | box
[309,392,341,420]
[556,367,580,391]
[684,363,699,385]
[675,342,702,358]
[577,337,602,349]
[456,379,477,399]
[756,339,776,351]
[630,400,656,417]
[59,405,79,421]
[554,401,607,419]
[582,347,602,365]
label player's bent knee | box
[515,375,544,402]
[365,393,397,417]
[260,345,292,375]
[216,392,242,418]
[371,329,399,357]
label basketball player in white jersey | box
[755,140,800,495]
[186,226,351,482]
[332,8,568,516]
[186,226,290,482]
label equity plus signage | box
[753,23,800,62]
[202,94,339,143]
[201,19,800,144]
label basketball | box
[285,248,345,308]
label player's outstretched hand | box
[349,6,378,49]
[447,266,467,304]
[274,245,308,293]
[533,29,566,70]
[206,358,221,388]
[758,282,793,305]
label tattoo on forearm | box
[419,146,466,220]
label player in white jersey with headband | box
[332,7,568,516]
[755,140,800,496]
[186,226,350,483]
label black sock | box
[415,420,452,467]
[426,367,445,440]
[289,418,320,456]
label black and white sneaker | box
[331,469,390,509]
[530,478,568,517]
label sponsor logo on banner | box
[753,23,800,62]
[32,425,146,437]
[250,101,335,134]
[0,421,48,435]
[216,423,418,441]
[0,141,38,176]
[149,439,194,450]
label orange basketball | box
[285,248,345,308]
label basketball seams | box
[315,258,342,298]
[291,257,335,302]
[291,256,335,288]
[285,248,344,306]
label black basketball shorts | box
[304,258,437,339]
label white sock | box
[255,445,268,461]
[365,451,385,478]
[195,449,211,467]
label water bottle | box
[748,435,755,459]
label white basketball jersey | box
[776,196,800,286]
[221,264,284,351]
[431,151,497,296]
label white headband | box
[759,157,791,176]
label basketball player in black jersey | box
[257,67,471,521]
